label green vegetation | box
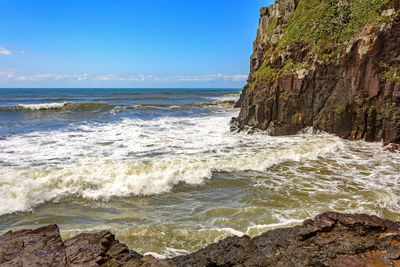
[335,107,345,114]
[264,17,278,35]
[384,67,400,83]
[252,65,280,84]
[251,59,305,89]
[279,0,393,48]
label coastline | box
[1,88,398,259]
[0,1,399,266]
[1,212,399,266]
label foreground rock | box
[1,212,400,266]
[233,0,400,143]
[0,225,174,266]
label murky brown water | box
[1,132,399,257]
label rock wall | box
[1,212,400,266]
[233,0,400,143]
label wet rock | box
[1,212,399,267]
[173,235,268,267]
[172,212,400,267]
[252,212,400,266]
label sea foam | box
[0,109,346,216]
[1,106,399,217]
[18,102,68,110]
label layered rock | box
[1,212,400,266]
[233,0,400,143]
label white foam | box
[163,247,190,258]
[245,219,303,235]
[143,252,167,259]
[199,227,245,237]
[18,102,68,110]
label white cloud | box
[10,73,91,81]
[170,74,248,82]
[96,74,121,81]
[16,76,27,81]
[0,47,11,55]
[77,73,89,81]
[1,72,248,84]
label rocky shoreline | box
[1,212,399,266]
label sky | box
[0,0,273,88]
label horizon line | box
[0,87,243,89]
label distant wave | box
[1,102,115,112]
[195,99,237,107]
[130,99,237,110]
[0,95,240,113]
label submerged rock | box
[386,143,400,153]
[0,212,399,266]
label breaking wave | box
[0,110,345,216]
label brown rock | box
[64,230,141,266]
[387,143,400,152]
[0,224,67,266]
[1,212,399,267]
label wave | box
[195,99,237,107]
[0,113,345,216]
[1,102,115,112]
[129,99,237,110]
[0,97,239,113]
[19,102,68,110]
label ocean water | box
[0,88,399,257]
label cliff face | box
[234,0,400,143]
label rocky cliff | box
[1,212,400,266]
[233,0,400,143]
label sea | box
[0,88,399,257]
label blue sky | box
[0,0,273,88]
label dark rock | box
[123,255,176,267]
[1,212,400,266]
[234,0,400,144]
[251,212,400,266]
[0,225,161,267]
[173,235,268,267]
[172,211,400,267]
